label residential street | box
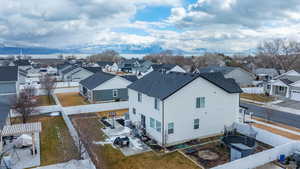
[240,101,300,129]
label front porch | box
[270,85,289,98]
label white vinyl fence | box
[37,87,79,95]
[235,123,292,147]
[63,101,129,115]
[213,141,300,169]
[242,87,265,94]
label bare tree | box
[256,38,300,71]
[40,74,56,104]
[11,86,37,123]
[87,50,122,63]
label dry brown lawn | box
[56,92,89,107]
[36,95,56,106]
[71,116,200,169]
[240,93,274,103]
[12,116,79,166]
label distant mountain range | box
[0,42,255,56]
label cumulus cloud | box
[2,0,300,53]
[0,0,181,47]
[164,0,300,52]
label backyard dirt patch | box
[56,92,90,107]
[36,95,56,106]
[71,115,200,169]
[183,142,229,169]
[240,93,274,103]
[12,115,79,166]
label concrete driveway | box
[276,100,300,110]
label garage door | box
[291,91,300,101]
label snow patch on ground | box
[35,159,95,169]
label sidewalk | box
[241,98,300,116]
[251,119,300,140]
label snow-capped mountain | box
[0,42,254,56]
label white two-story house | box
[127,71,242,147]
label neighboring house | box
[268,70,300,101]
[119,59,141,73]
[97,61,114,69]
[60,65,95,82]
[13,59,31,70]
[0,67,18,139]
[195,66,255,87]
[0,66,19,95]
[127,71,242,147]
[151,64,186,73]
[254,68,279,81]
[79,72,137,103]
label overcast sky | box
[1,0,300,52]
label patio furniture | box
[113,136,130,148]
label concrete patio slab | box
[99,118,151,156]
[1,133,40,169]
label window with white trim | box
[194,119,199,129]
[168,122,174,134]
[156,120,161,132]
[196,97,205,108]
[132,108,136,115]
[113,89,118,97]
[150,118,155,128]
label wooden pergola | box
[1,122,42,154]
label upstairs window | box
[138,92,142,102]
[132,108,136,115]
[154,98,160,110]
[196,97,205,108]
[194,119,200,129]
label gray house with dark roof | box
[127,71,242,146]
[0,67,18,131]
[0,66,19,95]
[79,72,136,103]
[59,65,100,82]
[194,66,255,87]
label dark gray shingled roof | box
[122,75,138,82]
[83,67,102,73]
[61,65,79,74]
[0,66,18,81]
[281,78,294,85]
[79,71,115,90]
[151,64,177,71]
[13,59,31,66]
[128,71,242,100]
